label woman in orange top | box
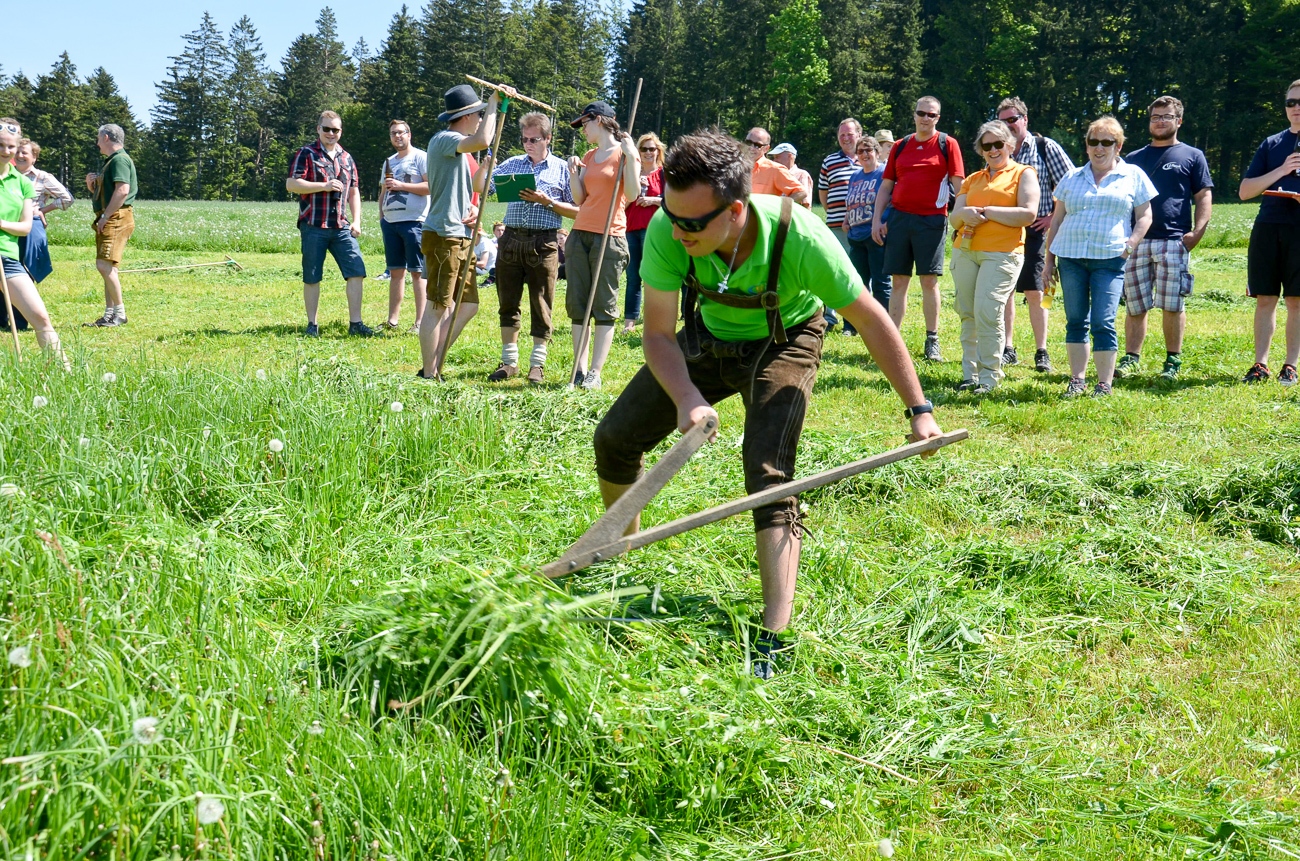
[948,120,1040,393]
[564,101,640,390]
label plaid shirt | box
[23,167,73,211]
[1013,134,1075,218]
[1049,161,1158,259]
[491,152,573,231]
[818,149,857,228]
[289,141,359,228]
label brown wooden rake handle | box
[464,75,556,113]
[544,429,969,578]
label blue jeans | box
[1058,256,1124,352]
[299,224,367,284]
[848,236,891,308]
[624,228,646,321]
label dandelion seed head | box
[390,401,403,413]
[102,372,117,384]
[0,483,20,498]
[256,369,268,381]
[196,795,224,825]
[268,438,284,453]
[31,396,48,409]
[132,716,161,745]
[7,645,32,668]
[201,427,211,439]
[307,721,324,736]
[878,838,894,858]
[79,437,90,447]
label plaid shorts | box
[1123,238,1190,314]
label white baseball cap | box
[768,142,797,157]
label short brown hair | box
[19,138,39,159]
[388,119,411,133]
[318,110,341,126]
[519,112,552,137]
[663,128,751,205]
[917,96,941,112]
[1148,96,1183,119]
[1086,115,1125,149]
[996,97,1028,118]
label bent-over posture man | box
[592,130,942,677]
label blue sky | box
[12,0,427,120]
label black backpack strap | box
[765,196,793,345]
[681,257,703,361]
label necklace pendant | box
[718,279,729,293]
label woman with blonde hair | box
[1043,115,1155,397]
[948,119,1039,393]
[0,119,68,369]
[622,131,665,333]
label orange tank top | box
[573,148,629,236]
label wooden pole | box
[463,75,556,112]
[568,78,642,388]
[542,429,969,578]
[432,95,511,378]
[0,263,20,358]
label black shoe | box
[305,322,320,338]
[1280,364,1298,387]
[349,321,377,337]
[923,334,942,362]
[1242,362,1270,384]
[1002,345,1019,366]
[1034,348,1051,373]
[842,324,858,337]
[751,630,789,680]
[956,379,977,392]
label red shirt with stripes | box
[289,141,360,228]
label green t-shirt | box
[640,194,864,341]
[94,149,137,213]
[0,168,34,259]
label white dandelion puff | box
[7,645,32,668]
[256,369,268,381]
[31,395,48,409]
[307,721,324,736]
[79,437,91,447]
[132,716,161,745]
[0,483,20,498]
[102,372,117,384]
[818,798,835,811]
[268,438,284,453]
[196,795,225,825]
[390,401,404,413]
[201,427,211,439]
[878,838,895,858]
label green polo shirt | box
[0,168,34,259]
[640,194,864,341]
[93,148,137,213]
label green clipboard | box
[494,172,536,203]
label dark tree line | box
[8,0,1299,202]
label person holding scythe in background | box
[591,129,942,678]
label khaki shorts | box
[421,231,479,307]
[94,207,134,265]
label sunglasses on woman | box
[660,198,729,233]
[978,140,1007,152]
[1086,138,1117,148]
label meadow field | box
[2,200,1298,860]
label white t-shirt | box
[475,237,497,274]
[380,148,430,223]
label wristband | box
[903,400,934,420]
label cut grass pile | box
[2,208,1298,859]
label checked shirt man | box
[286,110,374,338]
[592,130,941,678]
[474,111,579,384]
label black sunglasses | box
[522,135,546,144]
[660,198,730,233]
[319,126,342,134]
[1086,138,1117,148]
[915,110,938,119]
[743,139,767,148]
[999,113,1024,124]
[979,140,1007,152]
[1287,98,1300,108]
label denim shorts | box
[299,224,367,284]
[381,219,424,271]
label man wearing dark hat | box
[419,83,515,379]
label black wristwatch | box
[903,400,934,420]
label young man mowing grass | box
[591,129,943,678]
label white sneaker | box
[581,368,602,390]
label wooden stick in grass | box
[120,256,243,274]
[568,78,642,387]
[542,429,969,578]
[0,261,20,358]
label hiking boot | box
[348,321,377,337]
[1114,353,1141,378]
[1002,345,1018,366]
[304,322,320,338]
[487,362,518,382]
[1034,348,1052,373]
[1158,355,1182,381]
[526,364,545,385]
[1242,362,1270,384]
[923,334,943,362]
[973,383,993,395]
[1280,364,1299,387]
[1062,377,1088,398]
[956,379,977,392]
[85,310,124,328]
[1092,381,1113,397]
[581,368,603,391]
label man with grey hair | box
[83,123,136,327]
